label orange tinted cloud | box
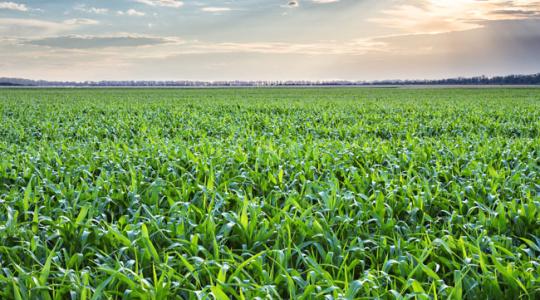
[371,0,540,34]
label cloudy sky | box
[1,0,540,81]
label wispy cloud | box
[0,1,28,11]
[74,5,109,15]
[20,33,383,56]
[134,0,183,8]
[63,18,100,25]
[117,9,146,16]
[176,40,384,56]
[371,0,540,34]
[201,7,231,13]
[27,35,171,49]
[0,18,99,37]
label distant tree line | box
[1,73,539,87]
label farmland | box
[0,87,539,299]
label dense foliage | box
[0,88,539,299]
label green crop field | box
[0,87,539,299]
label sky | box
[1,0,540,81]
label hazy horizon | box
[1,0,540,81]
